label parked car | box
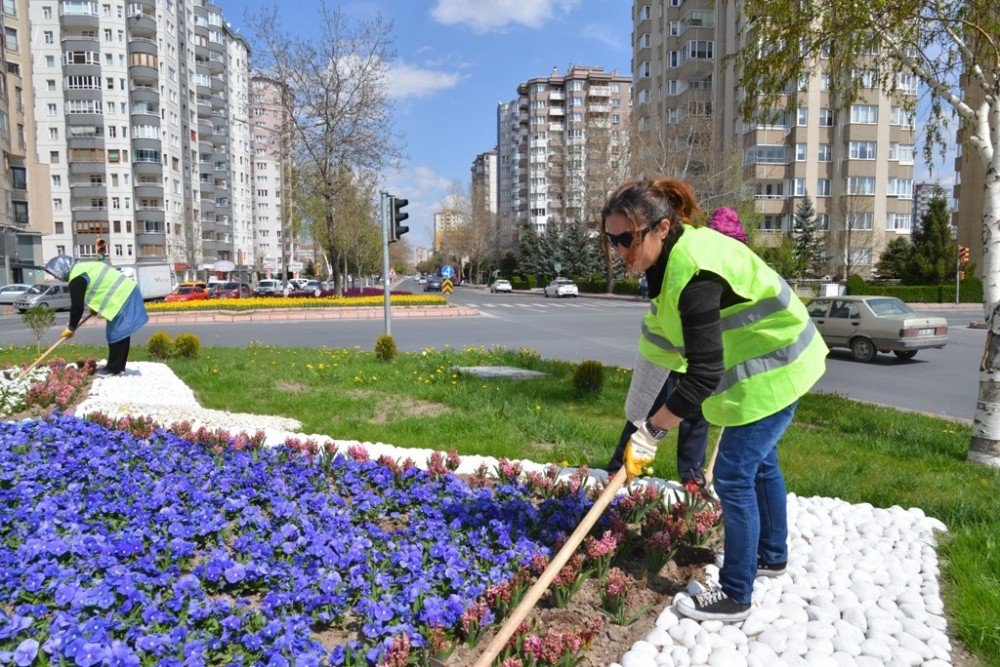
[286,280,336,298]
[544,278,579,298]
[14,283,72,313]
[0,283,32,305]
[806,295,948,362]
[424,276,443,292]
[179,281,208,291]
[417,276,427,285]
[490,279,513,294]
[164,285,209,302]
[213,281,253,299]
[254,279,284,296]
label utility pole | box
[380,191,392,335]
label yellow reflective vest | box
[68,261,137,321]
[638,225,828,426]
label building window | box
[816,213,829,230]
[887,178,913,199]
[818,143,832,162]
[848,141,877,160]
[817,179,831,197]
[819,108,835,126]
[849,104,878,124]
[43,6,53,19]
[796,108,808,126]
[886,213,912,231]
[847,212,874,229]
[50,151,60,164]
[846,176,876,195]
[795,143,807,162]
[794,178,807,196]
[4,27,17,52]
[890,106,914,128]
[44,31,54,44]
[888,142,914,164]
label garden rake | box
[10,313,91,382]
[458,466,629,667]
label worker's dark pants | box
[607,373,710,482]
[106,337,131,374]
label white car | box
[490,279,512,293]
[0,283,32,305]
[544,278,579,298]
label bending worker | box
[602,179,827,623]
[44,254,149,377]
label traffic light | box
[959,270,966,281]
[390,196,409,242]
[958,245,970,264]
[96,238,107,261]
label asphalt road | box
[0,279,983,421]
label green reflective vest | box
[68,261,137,321]
[638,225,828,426]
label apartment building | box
[471,149,497,217]
[634,1,916,277]
[26,0,250,276]
[912,182,945,233]
[952,80,986,273]
[1,0,52,283]
[433,208,465,253]
[249,75,288,277]
[497,65,631,238]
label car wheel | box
[314,289,321,297]
[38,302,48,309]
[893,350,918,361]
[544,291,548,298]
[850,337,877,363]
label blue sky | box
[215,0,953,249]
[213,0,633,248]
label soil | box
[345,388,452,423]
[275,380,309,394]
[443,545,714,667]
[3,378,93,422]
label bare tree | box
[438,181,496,283]
[834,194,877,279]
[247,2,402,296]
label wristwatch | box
[644,419,669,440]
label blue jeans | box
[713,401,797,605]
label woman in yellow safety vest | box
[44,255,149,377]
[602,178,827,623]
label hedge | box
[846,276,982,303]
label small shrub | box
[22,306,56,353]
[573,360,604,394]
[147,331,173,359]
[845,274,867,295]
[173,333,201,358]
[374,334,397,362]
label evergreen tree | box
[906,196,955,284]
[558,220,600,278]
[538,226,561,277]
[874,237,913,280]
[792,195,825,278]
[759,233,804,279]
[515,224,544,280]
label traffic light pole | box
[380,191,392,336]
[955,250,960,305]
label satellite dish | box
[215,260,236,272]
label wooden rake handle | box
[14,314,91,382]
[471,466,629,667]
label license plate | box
[918,328,935,336]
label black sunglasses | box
[604,225,654,250]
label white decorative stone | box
[621,651,657,667]
[707,648,746,666]
[657,607,681,629]
[740,613,767,637]
[689,644,709,665]
[645,627,673,648]
[630,641,658,658]
[858,639,892,663]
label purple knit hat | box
[708,207,748,244]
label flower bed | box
[0,415,720,666]
[0,359,96,419]
[146,295,447,313]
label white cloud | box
[386,61,463,99]
[581,23,629,52]
[430,0,580,32]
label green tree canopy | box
[906,197,956,284]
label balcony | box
[128,36,158,56]
[128,64,158,81]
[127,12,156,35]
[129,85,160,106]
[136,208,165,223]
[69,161,105,175]
[59,11,99,29]
[61,35,100,51]
[589,86,611,97]
[132,137,162,152]
[70,206,109,221]
[133,159,163,176]
[133,182,163,198]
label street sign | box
[442,279,453,294]
[554,262,562,272]
[441,265,455,279]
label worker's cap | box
[44,255,77,281]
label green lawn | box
[2,341,998,664]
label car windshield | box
[867,298,915,317]
[222,282,239,289]
[555,279,573,285]
[25,285,47,295]
[177,287,196,294]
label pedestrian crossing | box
[466,300,646,310]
